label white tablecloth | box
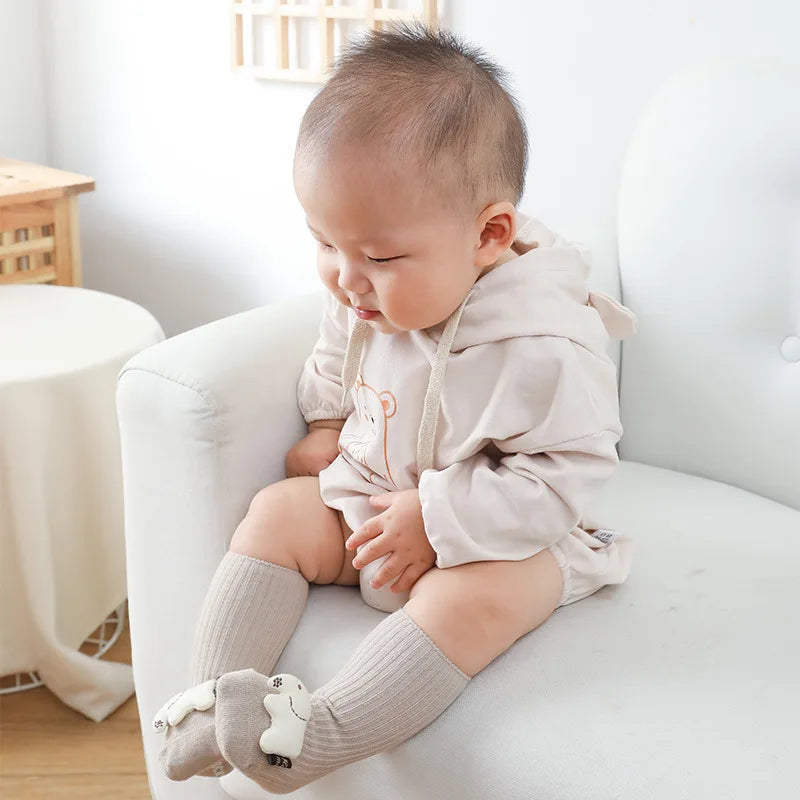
[0,285,164,721]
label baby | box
[152,21,637,793]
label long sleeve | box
[418,430,619,568]
[297,292,355,424]
[417,336,622,569]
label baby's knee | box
[407,566,506,637]
[229,479,306,566]
[229,478,355,585]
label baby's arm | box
[418,337,622,568]
[307,419,346,432]
[285,424,344,478]
[287,294,353,478]
[297,292,355,426]
[419,430,619,567]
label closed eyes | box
[317,242,401,263]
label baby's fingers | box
[368,553,406,590]
[345,516,383,551]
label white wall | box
[0,0,49,164]
[11,0,800,337]
[457,0,799,308]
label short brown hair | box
[294,21,529,212]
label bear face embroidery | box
[339,373,398,486]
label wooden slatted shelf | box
[0,160,95,287]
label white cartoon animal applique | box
[258,673,312,768]
[152,678,218,733]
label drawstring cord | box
[339,290,474,477]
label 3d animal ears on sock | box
[259,673,312,761]
[152,678,218,733]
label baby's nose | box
[337,260,370,294]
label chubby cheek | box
[317,262,346,304]
[380,293,437,331]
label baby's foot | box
[152,679,233,780]
[215,669,315,789]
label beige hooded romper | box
[297,212,638,613]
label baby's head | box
[293,22,528,334]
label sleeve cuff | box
[418,468,460,569]
[302,407,351,424]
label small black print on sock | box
[266,754,292,769]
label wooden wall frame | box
[232,1,439,83]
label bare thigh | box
[403,549,563,677]
[229,476,359,587]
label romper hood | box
[451,212,637,353]
[339,211,637,475]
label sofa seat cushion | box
[220,459,800,800]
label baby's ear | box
[476,201,516,266]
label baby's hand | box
[346,490,436,593]
[285,428,341,478]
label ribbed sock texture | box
[215,606,471,793]
[159,551,309,781]
[190,550,309,683]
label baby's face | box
[294,147,498,334]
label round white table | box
[0,285,164,721]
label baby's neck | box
[477,243,517,281]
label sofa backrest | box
[616,58,800,510]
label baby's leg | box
[156,477,356,780]
[228,476,358,588]
[189,476,358,685]
[404,548,563,676]
[211,550,562,793]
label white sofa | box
[116,59,800,800]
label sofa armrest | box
[115,290,325,800]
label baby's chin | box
[367,311,430,335]
[368,314,404,335]
[372,314,451,335]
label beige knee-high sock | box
[214,606,471,794]
[189,552,309,682]
[157,551,308,781]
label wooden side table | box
[0,158,95,287]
